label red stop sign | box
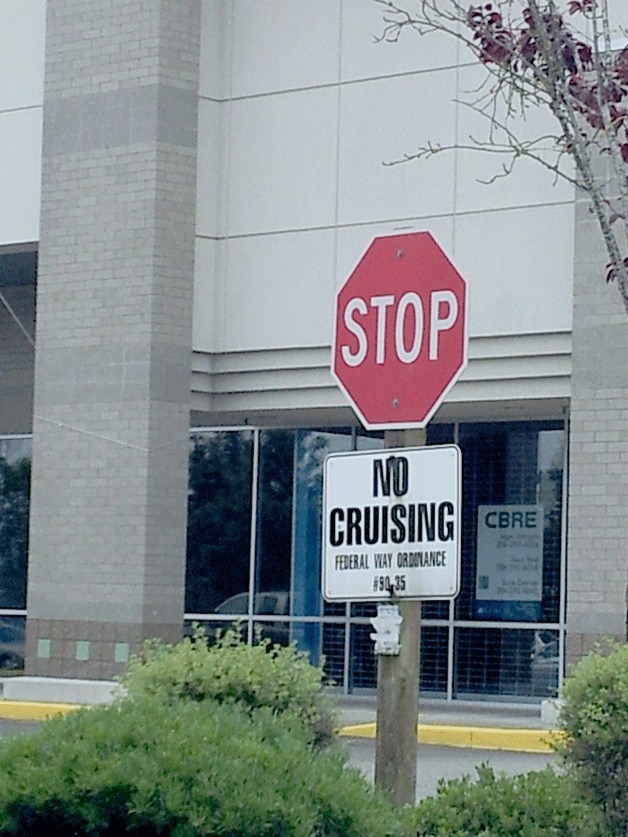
[332,232,468,429]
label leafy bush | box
[558,641,628,835]
[0,697,410,837]
[411,765,603,837]
[118,626,337,748]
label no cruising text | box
[328,501,455,547]
[323,447,461,600]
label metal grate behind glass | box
[454,627,559,698]
[349,624,378,690]
[420,625,449,693]
[456,422,564,624]
[322,622,346,688]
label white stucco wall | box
[191,0,584,417]
[0,0,589,416]
[0,0,45,246]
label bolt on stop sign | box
[333,232,468,429]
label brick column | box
[566,181,628,670]
[26,0,201,679]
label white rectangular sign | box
[323,445,461,601]
[476,505,544,602]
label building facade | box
[0,0,625,698]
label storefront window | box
[255,430,295,607]
[291,430,352,663]
[0,615,25,673]
[452,422,565,698]
[252,429,295,645]
[185,431,254,615]
[184,420,565,699]
[456,422,564,623]
[0,437,31,610]
[454,626,560,697]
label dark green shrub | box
[558,641,628,835]
[118,625,337,747]
[0,697,409,836]
[411,765,603,836]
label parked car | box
[215,591,291,646]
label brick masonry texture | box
[27,618,181,680]
[26,0,201,678]
[566,183,628,666]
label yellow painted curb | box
[340,722,561,753]
[0,701,82,721]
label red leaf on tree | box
[606,257,628,283]
[615,49,628,85]
[577,43,593,69]
[568,75,598,110]
[519,31,537,63]
[567,0,593,13]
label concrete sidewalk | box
[0,677,561,754]
[0,676,116,721]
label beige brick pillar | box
[26,0,201,679]
[566,180,627,670]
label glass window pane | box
[322,622,346,687]
[456,422,564,623]
[0,438,32,609]
[185,431,254,614]
[427,423,454,445]
[538,430,564,622]
[349,623,377,690]
[420,624,449,693]
[292,430,353,620]
[254,429,295,612]
[454,626,559,698]
[0,615,25,673]
[351,601,376,618]
[421,600,449,619]
[253,619,290,648]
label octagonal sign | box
[333,232,468,429]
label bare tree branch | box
[375,0,628,314]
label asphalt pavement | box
[345,737,557,801]
[337,695,560,801]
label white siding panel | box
[0,0,45,111]
[199,0,231,101]
[455,65,574,213]
[341,0,457,81]
[227,88,338,236]
[0,109,42,246]
[196,99,227,238]
[221,229,336,352]
[337,72,458,225]
[596,0,627,47]
[454,203,574,337]
[230,0,341,97]
[193,237,221,353]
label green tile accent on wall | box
[37,639,51,659]
[75,640,90,661]
[114,642,130,663]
